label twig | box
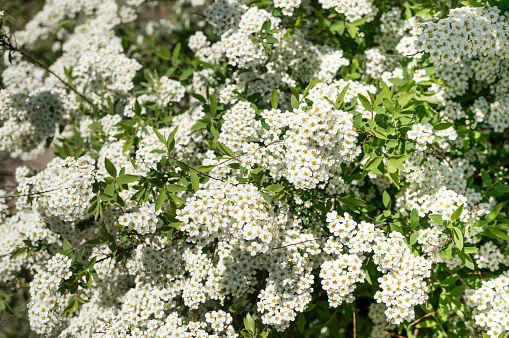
[410,311,436,326]
[351,303,356,338]
[0,306,27,325]
[0,188,58,199]
[0,38,99,114]
[381,331,407,338]
[422,236,451,257]
[383,51,423,58]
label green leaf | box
[452,227,463,251]
[411,209,420,227]
[104,158,117,178]
[410,231,419,245]
[461,1,485,7]
[244,313,255,334]
[265,36,278,44]
[330,20,345,34]
[488,227,509,241]
[191,93,207,103]
[486,203,505,223]
[291,94,299,109]
[397,92,415,109]
[63,239,72,252]
[364,156,382,171]
[451,204,464,222]
[383,191,391,209]
[191,120,209,131]
[266,184,284,192]
[209,94,217,116]
[153,128,166,145]
[194,165,216,173]
[167,184,188,192]
[218,143,236,157]
[388,171,400,189]
[494,185,509,193]
[434,123,454,130]
[339,198,367,213]
[117,175,140,185]
[358,94,372,112]
[155,192,166,212]
[271,88,278,109]
[481,169,491,186]
[190,172,200,190]
[346,22,358,37]
[430,214,444,225]
[172,42,181,65]
[179,68,193,81]
[298,313,306,333]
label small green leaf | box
[461,1,485,7]
[452,227,463,250]
[451,204,464,222]
[434,123,454,131]
[358,94,372,112]
[266,184,284,192]
[410,231,419,245]
[244,313,255,334]
[383,191,391,209]
[179,68,193,81]
[166,184,188,192]
[155,192,166,212]
[486,203,505,223]
[104,158,117,178]
[265,36,278,44]
[411,209,420,227]
[291,94,299,109]
[488,227,509,241]
[190,172,200,190]
[298,313,306,333]
[430,214,444,225]
[63,239,72,252]
[209,94,217,116]
[117,175,140,185]
[271,89,278,109]
[397,92,415,109]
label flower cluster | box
[28,253,73,336]
[407,123,434,151]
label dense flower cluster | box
[1,0,509,337]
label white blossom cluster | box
[177,180,277,250]
[414,6,509,64]
[16,156,95,223]
[318,0,378,23]
[373,232,432,324]
[28,253,73,336]
[466,271,509,338]
[407,123,434,151]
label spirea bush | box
[0,0,509,337]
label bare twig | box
[0,38,99,114]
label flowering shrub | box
[0,0,509,337]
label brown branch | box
[0,38,99,114]
[422,236,451,257]
[0,188,59,199]
[410,311,437,326]
[351,303,356,338]
[0,306,27,325]
[382,51,424,58]
[381,331,407,338]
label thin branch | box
[0,188,58,199]
[0,38,99,114]
[351,303,356,338]
[410,311,437,326]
